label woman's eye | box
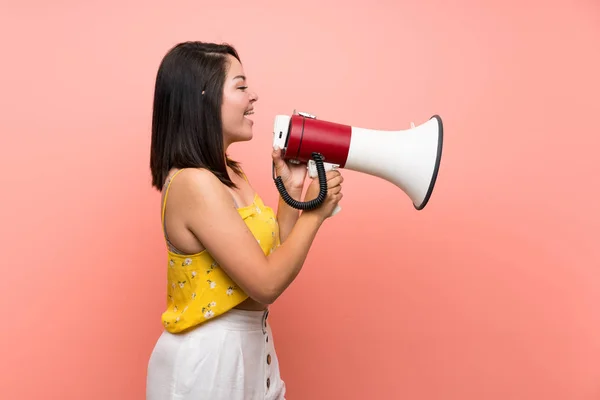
[238,86,248,91]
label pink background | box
[1,1,599,399]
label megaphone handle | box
[330,204,342,217]
[307,160,342,217]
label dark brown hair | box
[149,41,243,190]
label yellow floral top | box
[160,169,280,333]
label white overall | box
[146,308,286,400]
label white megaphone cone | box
[272,111,443,216]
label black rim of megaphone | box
[414,114,444,210]
[273,152,328,210]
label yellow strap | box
[240,169,249,182]
[161,169,186,226]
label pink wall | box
[1,1,599,399]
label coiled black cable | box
[273,152,328,210]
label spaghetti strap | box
[161,169,186,227]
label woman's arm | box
[276,188,301,243]
[174,168,341,305]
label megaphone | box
[272,110,443,215]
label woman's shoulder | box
[169,167,222,188]
[167,168,233,206]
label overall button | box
[267,354,271,365]
[266,378,270,389]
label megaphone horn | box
[272,111,443,215]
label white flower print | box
[202,302,216,319]
[191,292,197,300]
[173,306,178,312]
[207,279,216,289]
[169,260,175,267]
[183,258,192,266]
[178,280,186,288]
[226,286,235,296]
[191,271,197,279]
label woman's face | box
[221,55,258,148]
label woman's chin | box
[234,133,253,143]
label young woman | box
[146,41,343,400]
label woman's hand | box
[303,170,343,221]
[272,146,307,192]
